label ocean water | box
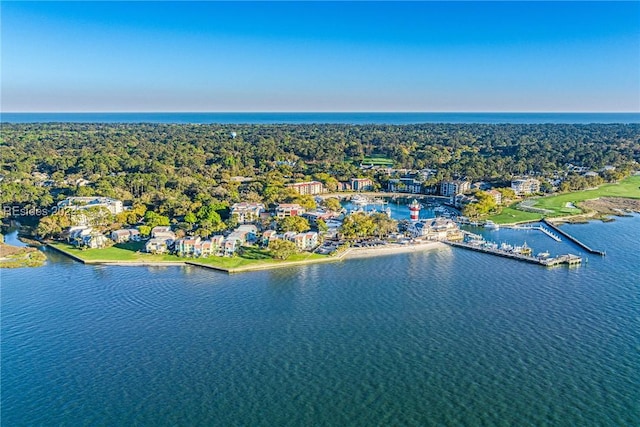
[1,216,639,426]
[2,112,639,124]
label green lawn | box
[360,156,394,166]
[487,175,640,224]
[49,241,183,262]
[532,175,640,215]
[49,241,328,270]
[487,207,544,224]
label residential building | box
[440,180,471,197]
[81,233,109,249]
[275,204,305,218]
[286,181,325,195]
[175,236,202,257]
[511,178,540,196]
[230,202,265,224]
[151,226,176,242]
[262,230,279,247]
[57,197,124,215]
[388,178,423,194]
[146,238,169,254]
[486,189,503,205]
[350,178,374,191]
[110,229,140,243]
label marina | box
[444,239,583,267]
[543,219,606,255]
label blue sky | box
[2,1,639,112]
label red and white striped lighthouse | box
[409,199,421,221]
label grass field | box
[531,175,640,215]
[360,156,394,166]
[488,175,640,224]
[48,241,327,270]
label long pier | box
[542,219,606,256]
[503,224,562,242]
[444,240,582,267]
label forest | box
[1,122,638,220]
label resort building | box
[110,229,140,243]
[81,233,109,249]
[151,226,176,242]
[440,180,471,197]
[145,238,169,254]
[486,189,503,205]
[511,178,540,196]
[57,197,124,215]
[388,178,423,194]
[275,203,305,218]
[350,178,374,191]
[407,218,461,241]
[286,181,325,195]
[230,202,265,224]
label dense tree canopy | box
[1,123,638,218]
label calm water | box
[2,112,640,124]
[2,216,639,426]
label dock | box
[503,224,562,242]
[542,219,606,256]
[444,240,582,267]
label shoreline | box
[45,240,445,273]
[343,241,446,259]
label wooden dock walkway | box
[503,224,562,242]
[444,240,582,267]
[542,219,606,256]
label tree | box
[269,239,298,260]
[278,216,310,233]
[316,218,329,234]
[144,211,170,228]
[322,197,342,212]
[138,225,151,237]
[339,212,376,239]
[184,212,197,226]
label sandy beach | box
[344,241,446,259]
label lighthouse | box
[409,199,421,222]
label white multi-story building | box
[57,197,124,215]
[511,179,540,196]
[286,181,325,195]
[231,202,265,223]
[440,180,471,197]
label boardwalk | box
[503,224,562,242]
[542,219,606,255]
[444,240,582,267]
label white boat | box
[351,195,369,205]
[484,220,500,230]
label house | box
[195,240,214,258]
[231,202,265,224]
[511,178,540,196]
[110,229,140,243]
[57,196,124,215]
[275,203,305,218]
[174,236,202,257]
[146,238,169,254]
[210,235,225,256]
[282,231,297,242]
[262,230,279,246]
[303,232,319,250]
[67,226,92,244]
[486,189,502,205]
[337,182,352,191]
[151,226,176,242]
[223,238,240,256]
[350,178,374,191]
[286,181,325,195]
[81,233,109,249]
[440,180,471,197]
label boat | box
[351,195,369,206]
[484,220,500,230]
[537,251,551,259]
